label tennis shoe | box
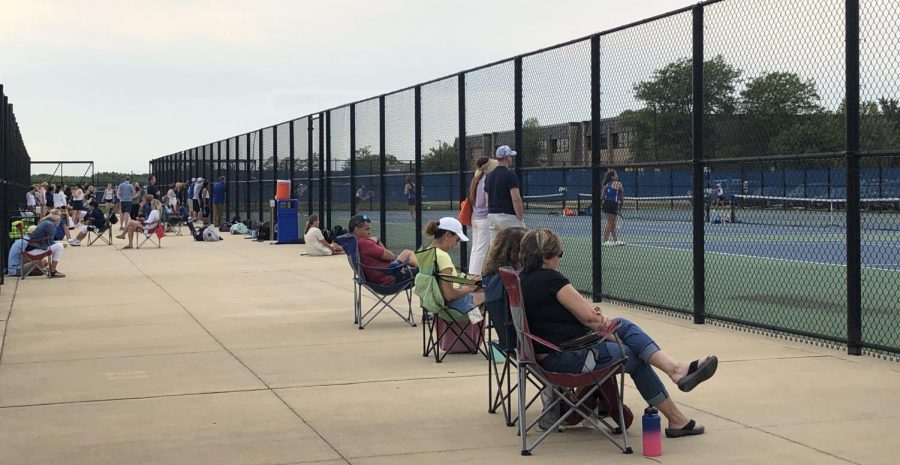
[614,240,625,246]
[602,241,611,246]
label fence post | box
[350,104,357,216]
[318,113,325,222]
[692,5,706,325]
[590,34,603,302]
[325,111,332,228]
[307,117,314,218]
[226,139,231,222]
[246,135,251,220]
[379,96,387,244]
[258,130,264,223]
[514,57,523,182]
[845,0,862,355]
[458,72,468,270]
[414,86,423,250]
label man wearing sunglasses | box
[348,214,419,284]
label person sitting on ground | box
[424,217,484,324]
[117,199,161,249]
[69,201,106,246]
[518,228,718,438]
[348,214,418,284]
[25,209,67,278]
[304,214,344,256]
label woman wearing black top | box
[518,228,718,438]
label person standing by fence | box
[601,169,624,246]
[468,156,497,276]
[403,176,416,220]
[212,176,226,226]
[117,177,133,229]
[485,145,525,244]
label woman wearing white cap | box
[424,217,484,324]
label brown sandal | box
[50,271,66,278]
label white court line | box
[623,242,900,272]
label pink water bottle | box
[642,407,662,457]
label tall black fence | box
[1,84,32,288]
[151,0,900,357]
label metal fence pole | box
[246,134,251,220]
[590,34,603,302]
[458,73,468,270]
[379,96,387,244]
[325,111,332,228]
[258,130,264,223]
[350,104,357,216]
[692,5,706,325]
[414,86,423,251]
[514,57,523,181]
[845,0,862,355]
[308,118,314,217]
[318,112,325,222]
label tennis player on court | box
[601,169,624,246]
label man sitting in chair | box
[69,201,106,246]
[348,214,419,284]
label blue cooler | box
[276,199,299,244]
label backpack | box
[229,222,250,235]
[321,228,333,244]
[108,211,118,225]
[256,222,270,241]
[203,227,222,241]
[218,222,232,232]
[231,215,241,224]
[331,225,346,240]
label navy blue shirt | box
[484,166,519,215]
[212,181,226,204]
[86,208,106,229]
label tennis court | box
[371,193,900,349]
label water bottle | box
[642,407,662,457]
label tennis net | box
[523,193,566,215]
[731,194,900,230]
[578,194,698,222]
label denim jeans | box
[539,318,669,406]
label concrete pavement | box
[1,231,898,464]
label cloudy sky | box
[0,0,699,173]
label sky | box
[0,0,695,174]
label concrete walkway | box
[1,232,897,465]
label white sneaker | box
[602,241,611,246]
[468,309,484,325]
[68,239,80,246]
[614,240,625,246]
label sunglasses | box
[361,214,370,222]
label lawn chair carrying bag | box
[437,318,483,353]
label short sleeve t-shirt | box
[117,182,133,202]
[434,248,457,276]
[357,236,394,284]
[520,268,586,353]
[212,182,226,203]
[484,166,519,215]
[304,227,332,256]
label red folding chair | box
[18,222,54,280]
[499,267,632,456]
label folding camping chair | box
[334,234,417,330]
[136,222,164,249]
[162,206,184,236]
[18,223,53,281]
[86,210,114,246]
[499,267,632,456]
[484,274,543,427]
[414,247,489,363]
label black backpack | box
[108,211,118,225]
[331,225,346,239]
[257,222,270,241]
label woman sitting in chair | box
[118,199,161,249]
[25,209,66,278]
[481,227,527,348]
[424,217,484,325]
[518,228,718,438]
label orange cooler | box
[275,179,291,200]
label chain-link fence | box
[1,84,33,288]
[149,0,899,357]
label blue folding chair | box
[335,234,417,329]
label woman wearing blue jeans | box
[519,229,718,438]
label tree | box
[351,145,398,174]
[421,141,459,172]
[619,55,741,162]
[521,117,546,167]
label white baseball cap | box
[438,217,468,241]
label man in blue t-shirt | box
[484,145,525,243]
[212,176,226,226]
[117,177,133,229]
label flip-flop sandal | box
[665,419,705,438]
[122,245,133,249]
[677,355,718,392]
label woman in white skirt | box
[467,156,497,276]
